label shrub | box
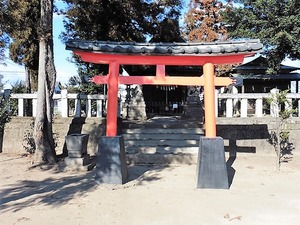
[0,93,11,130]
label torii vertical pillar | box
[196,63,229,189]
[96,61,128,184]
[106,61,119,136]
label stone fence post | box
[61,89,68,117]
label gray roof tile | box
[66,40,263,56]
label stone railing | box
[9,90,107,118]
[216,92,300,118]
[6,89,300,118]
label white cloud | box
[0,59,25,89]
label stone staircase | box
[122,116,204,164]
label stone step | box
[122,128,204,134]
[122,133,202,140]
[122,117,202,164]
[125,146,199,154]
[126,153,198,165]
[124,139,199,147]
[122,122,203,129]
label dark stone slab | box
[196,136,229,189]
[65,134,89,156]
[67,151,84,158]
[96,136,128,184]
[65,154,91,168]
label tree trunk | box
[25,66,31,93]
[34,0,57,164]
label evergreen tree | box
[61,0,183,42]
[60,0,183,80]
[223,0,300,74]
[0,1,9,63]
[4,0,40,92]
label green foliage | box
[222,0,300,74]
[267,89,297,119]
[267,89,296,170]
[0,1,9,62]
[11,80,27,93]
[0,92,11,130]
[59,73,104,94]
[60,0,183,77]
[61,0,183,42]
[3,0,40,91]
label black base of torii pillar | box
[95,136,128,184]
[196,136,229,189]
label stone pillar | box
[125,85,147,121]
[241,98,247,117]
[255,98,263,117]
[61,89,68,117]
[18,98,24,117]
[270,88,279,117]
[74,98,81,117]
[183,86,203,121]
[196,136,229,189]
[96,136,128,184]
[32,93,37,117]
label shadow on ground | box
[0,169,96,213]
[0,158,172,213]
[226,150,236,188]
[127,164,172,185]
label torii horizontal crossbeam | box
[92,75,235,86]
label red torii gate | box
[66,40,262,137]
[66,40,263,187]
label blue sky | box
[1,0,299,90]
[53,13,77,85]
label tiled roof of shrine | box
[66,39,263,56]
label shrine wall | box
[1,117,300,156]
[1,117,108,156]
[217,117,300,155]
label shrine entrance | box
[143,85,186,117]
[66,40,263,188]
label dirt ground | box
[1,153,300,225]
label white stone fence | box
[9,90,107,118]
[6,89,300,118]
[216,92,300,118]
